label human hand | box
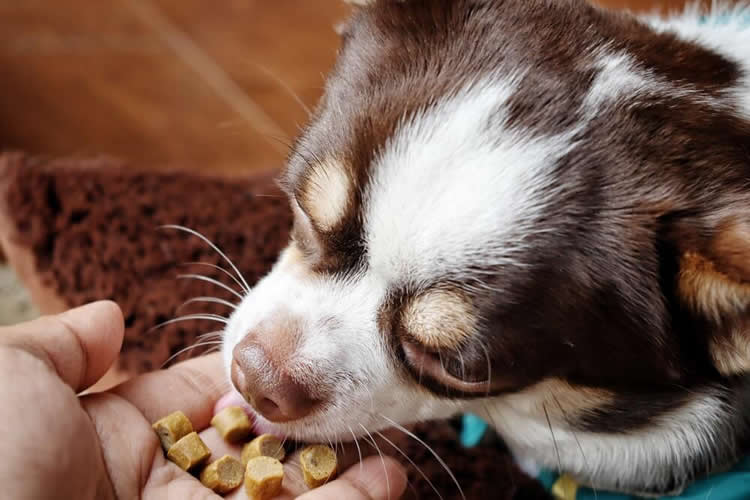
[0,301,407,499]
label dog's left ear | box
[676,218,750,375]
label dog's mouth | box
[214,390,288,439]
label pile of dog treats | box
[152,407,337,498]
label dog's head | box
[223,0,750,493]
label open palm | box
[0,302,405,500]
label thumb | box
[295,456,408,500]
[0,301,124,393]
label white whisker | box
[180,261,250,294]
[543,403,563,476]
[161,340,223,367]
[160,225,252,292]
[179,296,238,311]
[479,342,492,397]
[347,425,365,477]
[376,429,444,500]
[148,314,229,333]
[381,415,465,500]
[251,62,312,117]
[359,424,392,500]
[177,274,244,301]
[197,330,224,341]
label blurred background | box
[0,0,709,177]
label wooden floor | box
[0,0,706,174]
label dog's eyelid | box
[402,340,493,394]
[291,203,325,262]
[291,222,315,255]
[292,198,315,230]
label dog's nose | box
[231,323,319,422]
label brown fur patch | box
[709,218,750,284]
[678,252,750,322]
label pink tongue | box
[214,390,254,416]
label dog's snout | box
[231,321,320,422]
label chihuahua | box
[222,0,750,495]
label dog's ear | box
[676,218,750,375]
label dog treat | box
[241,434,286,466]
[245,456,284,500]
[152,411,194,452]
[300,444,337,488]
[167,432,211,471]
[200,455,244,494]
[211,406,252,443]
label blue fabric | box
[698,12,750,27]
[459,413,489,447]
[555,456,750,500]
[459,414,750,499]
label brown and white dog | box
[222,0,750,495]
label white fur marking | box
[583,51,665,112]
[475,385,737,493]
[365,77,580,290]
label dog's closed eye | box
[401,340,494,394]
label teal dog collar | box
[459,415,750,499]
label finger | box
[296,456,407,500]
[84,354,229,500]
[113,352,230,429]
[85,392,226,500]
[0,301,124,392]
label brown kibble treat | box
[152,411,193,452]
[241,434,286,466]
[210,406,252,443]
[245,456,284,500]
[200,455,244,494]
[167,432,211,471]
[300,444,337,488]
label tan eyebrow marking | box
[678,249,750,376]
[298,159,352,232]
[401,289,478,350]
[709,323,750,377]
[679,252,750,322]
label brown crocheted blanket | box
[0,152,549,500]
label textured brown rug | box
[0,152,549,500]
